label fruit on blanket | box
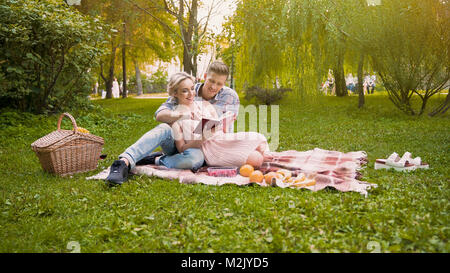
[293,179,316,188]
[239,164,254,177]
[249,170,264,183]
[277,169,292,180]
[293,173,306,183]
[77,127,90,134]
[264,172,281,186]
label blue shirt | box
[155,83,240,131]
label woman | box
[169,72,269,168]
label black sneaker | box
[106,160,129,185]
[136,152,163,166]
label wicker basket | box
[31,113,104,176]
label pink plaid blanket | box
[87,148,377,196]
[261,148,367,180]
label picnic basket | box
[31,112,104,176]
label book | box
[193,112,235,134]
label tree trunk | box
[183,48,193,74]
[334,51,347,97]
[134,60,143,96]
[230,50,235,89]
[429,91,449,116]
[100,44,117,99]
[122,22,127,98]
[357,53,365,108]
[177,0,198,75]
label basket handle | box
[57,112,78,132]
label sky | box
[195,0,237,75]
[198,0,237,35]
[153,0,237,78]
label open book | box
[194,111,235,134]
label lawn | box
[0,92,448,253]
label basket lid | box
[31,129,76,149]
[31,129,104,149]
[30,113,104,150]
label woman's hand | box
[174,110,193,121]
[185,139,203,149]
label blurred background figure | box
[112,78,120,98]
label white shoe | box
[401,152,429,169]
[375,152,416,172]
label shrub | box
[244,86,291,105]
[0,0,109,114]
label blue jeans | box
[119,123,204,170]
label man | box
[106,61,240,185]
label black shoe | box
[106,160,129,185]
[136,152,163,166]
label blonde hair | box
[207,60,229,79]
[167,72,195,96]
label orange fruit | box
[264,172,281,186]
[249,170,264,183]
[239,164,254,177]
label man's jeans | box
[119,123,204,170]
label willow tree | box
[231,0,364,98]
[323,0,380,105]
[232,0,287,90]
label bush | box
[0,0,109,114]
[127,70,167,94]
[244,86,291,105]
[148,68,168,93]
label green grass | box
[0,93,448,253]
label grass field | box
[0,92,448,253]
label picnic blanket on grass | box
[87,148,377,196]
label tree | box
[124,0,224,76]
[366,0,450,115]
[0,0,108,113]
[77,0,176,98]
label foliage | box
[230,0,449,115]
[244,86,291,105]
[365,0,450,115]
[0,94,448,252]
[231,0,337,97]
[127,68,168,94]
[0,0,109,113]
[75,0,177,98]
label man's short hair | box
[207,61,229,79]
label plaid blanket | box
[261,148,368,179]
[87,148,377,197]
[260,148,375,196]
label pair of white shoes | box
[374,152,429,172]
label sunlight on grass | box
[0,94,448,253]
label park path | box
[90,93,168,100]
